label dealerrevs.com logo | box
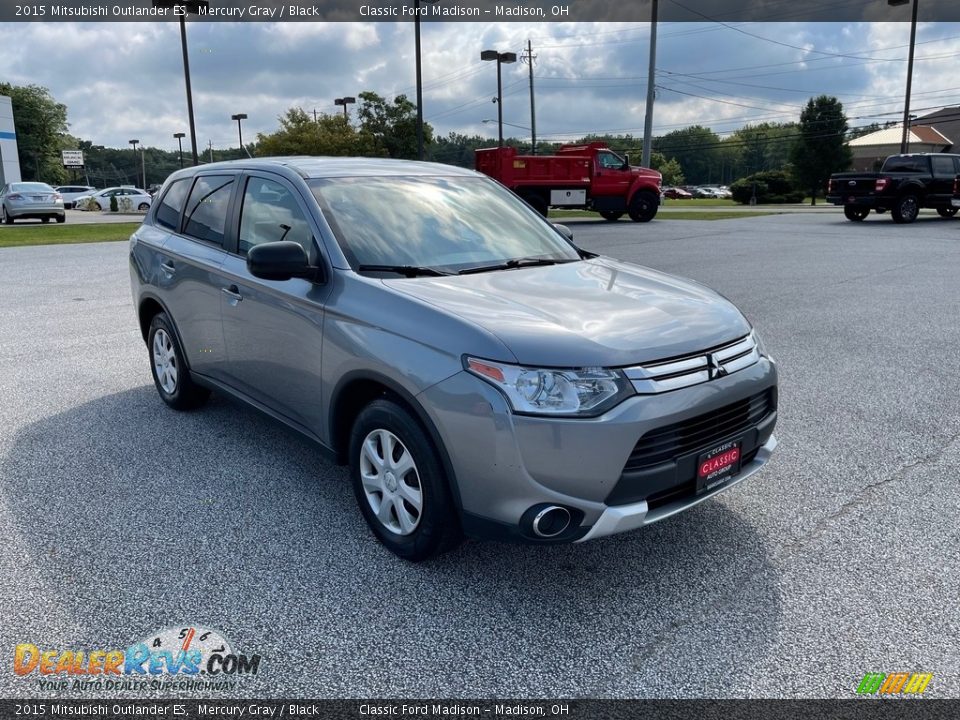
[14,626,262,692]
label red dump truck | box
[475,142,662,222]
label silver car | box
[130,158,778,561]
[0,182,65,224]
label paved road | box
[1,211,958,699]
[0,209,146,228]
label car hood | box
[384,257,751,367]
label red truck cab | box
[475,142,662,222]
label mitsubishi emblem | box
[708,354,727,380]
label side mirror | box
[247,241,320,282]
[622,153,630,170]
[552,223,574,242]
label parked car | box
[663,187,693,199]
[55,185,97,209]
[75,186,153,211]
[0,182,65,224]
[131,157,779,561]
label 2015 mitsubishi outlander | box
[130,157,778,561]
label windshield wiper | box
[358,264,451,278]
[457,256,577,275]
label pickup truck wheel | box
[600,211,623,222]
[891,194,920,224]
[350,399,462,562]
[843,205,869,222]
[525,194,548,218]
[628,191,659,222]
[936,207,958,218]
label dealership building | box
[0,95,22,185]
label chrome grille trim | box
[625,333,760,394]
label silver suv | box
[130,158,778,561]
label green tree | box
[790,95,852,205]
[0,83,69,183]
[255,108,370,157]
[654,125,723,184]
[650,153,684,186]
[356,91,433,159]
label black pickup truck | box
[827,153,960,223]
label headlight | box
[752,328,773,362]
[465,357,633,417]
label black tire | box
[349,398,461,561]
[599,211,624,222]
[843,205,869,222]
[93,202,102,212]
[56,215,65,224]
[891,194,920,224]
[2,206,12,224]
[146,312,210,411]
[138,202,150,211]
[936,207,958,218]
[875,207,887,214]
[41,217,50,224]
[628,190,659,222]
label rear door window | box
[931,155,955,178]
[182,175,235,247]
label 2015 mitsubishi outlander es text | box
[130,157,779,561]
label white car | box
[54,185,97,209]
[74,186,153,212]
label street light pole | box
[128,139,139,187]
[888,0,919,154]
[153,1,209,166]
[481,49,517,148]
[414,0,441,160]
[174,132,185,168]
[231,113,247,156]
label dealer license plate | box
[696,439,742,494]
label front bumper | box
[419,357,778,544]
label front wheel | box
[350,399,461,561]
[138,203,150,211]
[599,211,623,222]
[628,191,659,222]
[147,312,211,411]
[891,194,920,224]
[936,207,958,218]
[843,205,869,222]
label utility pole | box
[641,0,658,168]
[312,109,318,122]
[522,40,538,155]
[208,140,214,164]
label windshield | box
[309,176,581,273]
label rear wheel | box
[936,207,958,218]
[843,205,869,222]
[628,191,659,222]
[891,194,920,224]
[349,398,461,561]
[56,215,65,224]
[147,312,210,411]
[138,202,150,211]
[41,217,50,224]
[93,202,102,211]
[522,193,548,218]
[599,211,623,222]
[1,206,12,224]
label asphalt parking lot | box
[1,211,959,699]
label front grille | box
[623,333,760,394]
[623,390,774,473]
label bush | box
[109,195,118,212]
[730,170,804,204]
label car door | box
[930,155,956,205]
[218,172,331,435]
[153,173,237,380]
[591,150,634,200]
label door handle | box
[160,260,176,274]
[221,285,243,302]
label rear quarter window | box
[155,179,191,231]
[880,157,928,173]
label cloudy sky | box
[1,20,959,152]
